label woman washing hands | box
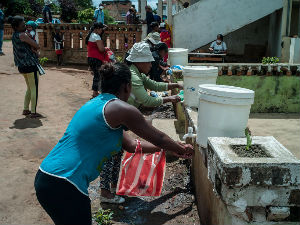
[126,42,182,108]
[35,62,193,224]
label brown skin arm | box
[19,33,39,50]
[96,40,105,53]
[168,83,183,90]
[105,100,193,157]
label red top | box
[160,30,171,48]
[87,33,109,62]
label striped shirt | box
[12,32,39,68]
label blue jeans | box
[0,29,3,53]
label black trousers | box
[88,57,103,91]
[34,170,92,225]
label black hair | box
[183,2,189,8]
[154,42,168,52]
[85,22,104,45]
[8,16,24,31]
[100,62,131,94]
[217,34,224,41]
[150,22,159,29]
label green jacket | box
[127,65,168,108]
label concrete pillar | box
[281,0,292,37]
[138,0,141,14]
[158,0,163,21]
[141,0,146,20]
[167,0,173,26]
[298,3,300,37]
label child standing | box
[53,28,63,66]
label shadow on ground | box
[9,117,43,129]
[101,187,194,225]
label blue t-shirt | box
[94,8,104,24]
[40,93,123,196]
[210,41,227,53]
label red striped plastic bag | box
[116,140,166,196]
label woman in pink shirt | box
[86,22,109,98]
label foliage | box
[77,8,94,24]
[244,128,252,150]
[262,57,279,64]
[39,57,49,66]
[58,0,78,22]
[104,9,115,24]
[93,208,113,225]
[4,0,42,17]
[73,0,93,10]
[115,56,123,62]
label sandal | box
[22,110,31,115]
[30,113,42,118]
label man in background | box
[42,0,53,23]
[94,4,105,24]
[0,3,5,55]
[145,5,155,34]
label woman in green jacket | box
[126,42,182,108]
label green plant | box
[116,56,123,62]
[245,127,252,150]
[104,9,115,24]
[77,8,94,24]
[262,57,279,64]
[39,57,49,66]
[93,208,113,225]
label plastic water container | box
[197,84,255,148]
[168,48,188,66]
[183,66,218,108]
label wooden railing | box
[35,23,142,63]
[3,24,13,40]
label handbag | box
[116,140,166,196]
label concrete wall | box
[198,15,270,60]
[217,76,300,113]
[172,0,283,51]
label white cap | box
[144,32,161,45]
[126,42,155,62]
[159,22,166,28]
[99,6,104,9]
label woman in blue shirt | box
[34,62,194,225]
[209,34,227,54]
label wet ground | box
[89,158,199,225]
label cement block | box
[267,207,290,221]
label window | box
[163,6,166,10]
[121,13,127,17]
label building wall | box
[103,1,132,21]
[173,0,283,52]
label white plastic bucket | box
[197,84,255,148]
[183,66,218,108]
[168,48,188,66]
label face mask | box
[216,40,221,44]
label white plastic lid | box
[199,84,254,99]
[183,66,218,77]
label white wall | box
[173,0,283,51]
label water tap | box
[183,127,197,140]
